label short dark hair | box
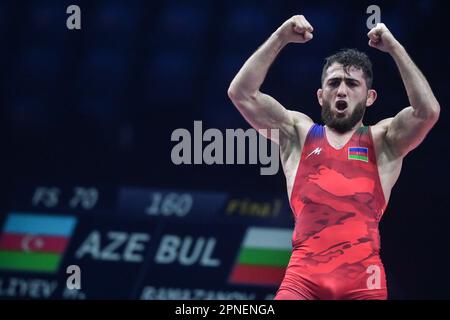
[321,48,373,89]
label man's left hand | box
[367,23,401,53]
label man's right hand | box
[275,15,314,44]
[228,14,315,144]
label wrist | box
[272,28,290,48]
[388,41,405,57]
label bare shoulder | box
[278,111,314,189]
[371,118,393,141]
[371,117,398,160]
[372,118,393,131]
[288,110,315,138]
[278,110,314,155]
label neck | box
[325,120,364,136]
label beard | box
[321,99,366,133]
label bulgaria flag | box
[0,213,77,273]
[229,227,292,287]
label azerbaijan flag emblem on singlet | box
[348,147,368,162]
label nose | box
[337,82,347,98]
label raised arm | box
[227,15,315,144]
[368,23,440,158]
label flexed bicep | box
[227,14,315,145]
[385,106,439,158]
[229,90,312,144]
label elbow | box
[227,85,257,105]
[227,85,238,101]
[429,102,440,123]
[414,102,440,123]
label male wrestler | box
[227,15,440,299]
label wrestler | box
[228,15,440,299]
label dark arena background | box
[0,0,449,300]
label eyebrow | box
[327,77,361,84]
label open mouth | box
[335,100,348,111]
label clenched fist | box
[367,23,401,53]
[275,15,314,44]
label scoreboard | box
[0,184,295,300]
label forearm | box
[390,45,440,118]
[228,31,288,100]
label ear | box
[366,89,377,107]
[317,88,323,106]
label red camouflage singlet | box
[275,124,388,300]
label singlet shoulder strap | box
[356,125,369,135]
[306,124,324,140]
[302,124,325,149]
[352,125,370,146]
